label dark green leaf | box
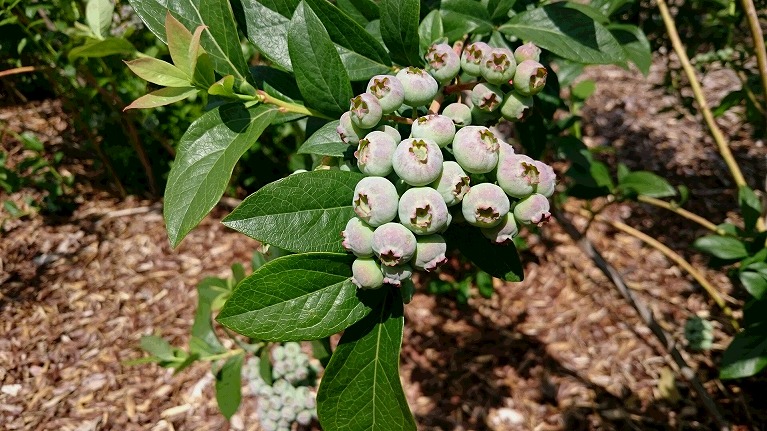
[444,224,524,281]
[298,120,353,157]
[618,171,676,198]
[337,0,380,25]
[440,0,493,41]
[562,2,609,24]
[215,354,243,419]
[713,90,744,117]
[311,337,333,367]
[740,269,767,300]
[288,1,353,116]
[217,253,387,341]
[191,277,229,356]
[571,79,596,100]
[259,348,273,384]
[164,104,276,247]
[475,271,494,298]
[380,0,421,66]
[488,30,511,50]
[239,0,293,71]
[739,185,762,234]
[608,24,651,76]
[720,323,767,379]
[484,0,516,22]
[692,235,749,260]
[222,170,364,253]
[317,290,415,431]
[498,3,626,65]
[68,37,136,59]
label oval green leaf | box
[618,171,676,198]
[444,224,524,281]
[379,0,421,66]
[297,120,353,157]
[692,235,749,260]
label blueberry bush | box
[124,0,767,428]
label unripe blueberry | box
[481,213,519,244]
[372,222,417,266]
[350,93,383,129]
[431,161,470,206]
[535,160,556,197]
[398,187,450,235]
[500,91,534,122]
[471,83,504,112]
[392,138,444,186]
[381,263,413,287]
[351,258,384,289]
[352,176,399,226]
[513,193,551,225]
[513,60,547,96]
[442,103,472,126]
[496,153,540,198]
[380,124,401,143]
[342,217,374,257]
[514,42,541,63]
[480,48,516,85]
[337,111,366,145]
[272,345,286,361]
[296,410,313,426]
[460,42,491,76]
[452,126,500,174]
[411,114,456,148]
[387,171,411,196]
[366,74,405,113]
[440,211,453,233]
[261,419,277,431]
[461,183,510,228]
[396,67,438,107]
[356,130,397,176]
[413,234,448,271]
[470,105,502,126]
[425,43,461,84]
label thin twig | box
[636,195,730,236]
[443,81,479,95]
[552,208,731,431]
[383,114,413,125]
[0,66,37,78]
[739,0,767,120]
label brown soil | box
[2,59,766,431]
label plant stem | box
[382,114,414,125]
[256,91,332,120]
[739,0,767,121]
[443,81,479,95]
[584,209,739,330]
[201,348,244,362]
[656,0,748,190]
[553,208,731,431]
[636,195,729,236]
[0,66,36,78]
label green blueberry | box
[452,126,500,174]
[392,138,444,186]
[471,83,504,112]
[496,152,539,198]
[411,114,456,148]
[481,213,519,244]
[350,93,383,129]
[500,91,534,122]
[398,187,450,235]
[366,74,405,113]
[412,234,448,271]
[513,60,547,96]
[442,103,472,127]
[296,410,313,426]
[480,47,516,85]
[425,43,461,84]
[461,183,510,228]
[535,160,556,197]
[356,130,397,177]
[513,193,551,225]
[380,124,402,143]
[514,42,541,63]
[431,161,470,206]
[372,222,417,266]
[470,105,502,126]
[337,111,366,145]
[396,67,439,107]
[352,176,399,226]
[460,42,491,76]
[351,258,384,289]
[381,263,413,287]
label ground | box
[1,59,765,431]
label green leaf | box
[720,323,767,379]
[418,9,443,55]
[68,37,136,59]
[259,348,273,384]
[164,104,276,247]
[86,0,114,39]
[217,253,387,341]
[127,0,251,83]
[317,289,415,431]
[684,316,714,351]
[444,224,524,282]
[440,0,493,42]
[380,0,421,66]
[140,335,176,361]
[191,277,229,356]
[124,86,199,110]
[608,24,651,76]
[618,171,676,198]
[739,185,762,234]
[222,170,364,253]
[311,337,333,367]
[336,0,380,25]
[239,0,294,71]
[740,269,767,300]
[692,235,749,260]
[165,11,196,77]
[297,120,352,157]
[498,3,626,65]
[288,1,353,116]
[485,0,516,22]
[125,57,192,87]
[571,79,596,100]
[215,354,243,419]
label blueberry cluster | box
[337,42,556,291]
[247,343,320,431]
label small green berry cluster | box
[247,342,320,431]
[337,41,555,291]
